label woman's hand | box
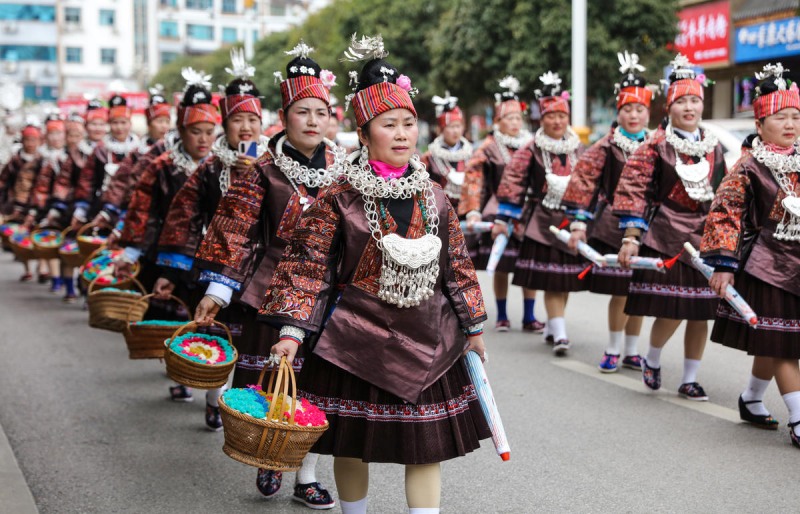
[271,338,299,364]
[618,240,640,269]
[465,212,481,232]
[194,295,221,326]
[69,216,83,231]
[464,334,487,362]
[235,154,254,173]
[91,213,112,230]
[22,213,35,230]
[113,259,135,279]
[491,221,509,240]
[709,271,734,299]
[153,277,175,300]
[568,228,586,251]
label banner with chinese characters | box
[735,17,800,64]
[674,0,730,66]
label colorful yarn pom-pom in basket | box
[87,277,147,332]
[164,321,237,389]
[79,247,140,291]
[31,229,63,259]
[76,223,109,259]
[219,356,328,471]
[1,222,21,250]
[9,231,34,262]
[58,228,83,268]
[123,294,191,359]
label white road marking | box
[552,359,742,424]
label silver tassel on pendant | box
[377,233,441,308]
[776,196,800,241]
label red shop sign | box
[674,0,730,65]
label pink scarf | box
[764,141,795,155]
[370,160,408,180]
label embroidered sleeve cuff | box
[198,270,242,291]
[464,323,485,337]
[465,210,482,221]
[102,203,121,216]
[566,208,594,221]
[619,216,649,231]
[497,202,523,220]
[156,252,194,271]
[73,205,88,222]
[52,201,68,212]
[47,208,61,220]
[703,255,739,272]
[205,282,234,307]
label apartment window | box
[252,29,258,43]
[99,9,115,26]
[161,51,178,65]
[186,0,213,9]
[222,0,236,13]
[0,45,57,62]
[159,21,179,38]
[187,24,213,40]
[100,48,116,65]
[64,7,81,24]
[65,47,82,63]
[222,27,237,43]
[160,0,177,6]
[270,4,286,16]
[0,4,56,22]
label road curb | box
[0,420,38,514]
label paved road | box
[1,255,799,513]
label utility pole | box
[571,0,589,143]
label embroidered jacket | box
[260,179,488,403]
[700,154,800,297]
[118,151,195,261]
[194,135,334,310]
[459,134,519,218]
[73,141,134,219]
[99,137,166,224]
[48,143,93,220]
[612,126,726,261]
[496,138,586,248]
[29,149,70,219]
[561,127,632,248]
[420,148,468,212]
[0,151,43,218]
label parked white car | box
[700,118,756,169]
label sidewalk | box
[0,420,38,514]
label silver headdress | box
[342,33,388,62]
[495,75,520,103]
[432,90,459,117]
[285,40,314,59]
[669,54,696,80]
[534,71,562,99]
[755,63,789,90]
[148,84,165,97]
[225,47,256,80]
[181,67,212,92]
[618,51,645,79]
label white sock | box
[782,390,800,430]
[605,331,623,355]
[681,358,702,384]
[296,452,319,484]
[645,347,663,369]
[741,375,771,416]
[341,497,368,514]
[409,509,440,514]
[624,334,639,357]
[548,317,567,341]
[205,386,225,407]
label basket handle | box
[125,293,193,323]
[89,275,146,295]
[77,222,106,239]
[61,226,78,240]
[164,320,234,351]
[259,356,299,426]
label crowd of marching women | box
[1,33,799,512]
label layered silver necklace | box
[611,127,646,160]
[347,149,441,308]
[169,143,201,177]
[211,135,269,196]
[535,127,581,210]
[270,135,346,210]
[103,134,140,156]
[40,146,67,175]
[19,150,38,162]
[751,136,800,242]
[428,136,473,200]
[494,129,533,164]
[78,139,96,156]
[665,122,718,202]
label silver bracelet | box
[621,237,641,247]
[465,322,485,336]
[570,221,587,232]
[280,325,305,342]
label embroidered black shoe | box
[293,482,336,510]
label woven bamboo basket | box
[87,277,148,332]
[164,321,237,390]
[31,229,63,259]
[1,222,20,250]
[9,233,35,262]
[58,228,84,268]
[218,357,328,470]
[123,294,191,360]
[79,247,140,291]
[76,223,109,258]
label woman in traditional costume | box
[260,34,489,514]
[613,54,725,400]
[460,77,542,332]
[69,95,140,229]
[92,86,174,231]
[701,63,800,443]
[494,72,586,355]
[562,52,651,372]
[192,43,341,508]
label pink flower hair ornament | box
[320,69,337,89]
[560,90,571,100]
